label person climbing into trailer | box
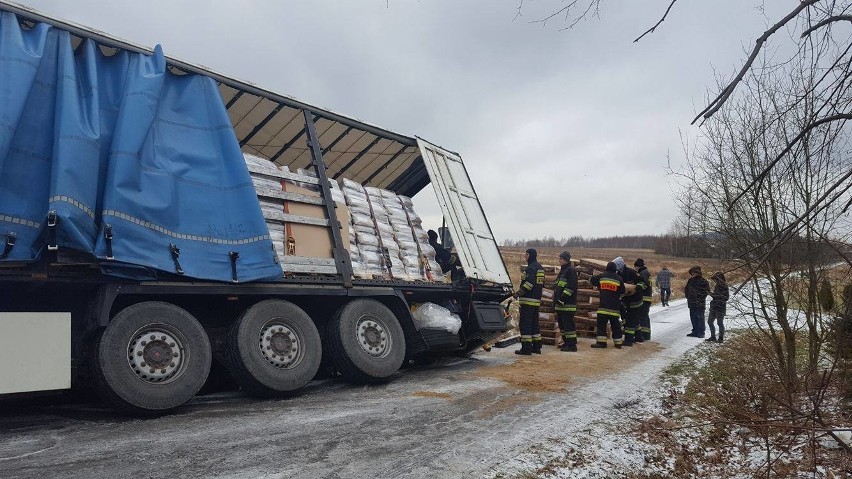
[514,248,545,355]
[554,250,578,352]
[589,261,625,349]
[427,229,464,281]
[634,258,652,341]
[707,272,729,342]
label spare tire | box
[92,302,211,415]
[225,300,321,396]
[327,299,406,383]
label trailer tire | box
[92,302,211,415]
[327,299,406,383]
[225,300,321,396]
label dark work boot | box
[717,334,724,343]
[643,331,651,341]
[590,342,607,349]
[560,342,577,352]
[623,333,634,347]
[515,343,532,355]
[705,336,717,342]
[532,341,542,354]
[634,332,645,343]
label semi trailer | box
[0,2,512,415]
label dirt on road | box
[472,341,665,393]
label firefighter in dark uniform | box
[621,266,643,346]
[634,258,652,341]
[514,248,545,355]
[589,261,625,348]
[554,251,579,352]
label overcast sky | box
[13,0,789,241]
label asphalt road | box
[0,301,699,479]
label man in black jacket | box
[514,248,545,355]
[621,266,643,346]
[685,266,710,338]
[554,251,579,352]
[590,262,626,348]
[707,272,730,342]
[634,258,653,341]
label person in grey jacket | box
[707,272,730,342]
[656,265,673,306]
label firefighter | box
[514,248,545,355]
[589,261,625,348]
[634,258,652,341]
[554,250,578,352]
[620,266,643,346]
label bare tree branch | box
[633,0,679,43]
[801,14,852,37]
[730,112,852,207]
[692,0,822,125]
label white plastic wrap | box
[351,211,375,227]
[252,176,283,192]
[412,303,462,334]
[243,153,279,172]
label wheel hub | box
[260,323,300,368]
[128,329,182,383]
[356,316,389,357]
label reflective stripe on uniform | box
[597,308,620,317]
[614,338,623,345]
[520,335,533,342]
[596,336,607,343]
[532,334,541,340]
[628,301,644,309]
[562,332,577,339]
[522,281,533,290]
[643,297,652,302]
[519,299,541,306]
[555,305,577,312]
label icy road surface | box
[0,300,701,478]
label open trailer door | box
[417,138,511,286]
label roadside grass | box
[635,332,852,478]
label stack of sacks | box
[244,153,287,263]
[295,168,346,204]
[342,179,444,282]
[342,179,385,278]
[398,195,443,278]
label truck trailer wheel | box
[92,302,212,415]
[225,300,321,396]
[327,299,406,383]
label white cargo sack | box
[412,302,462,334]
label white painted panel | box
[0,313,71,394]
[416,139,511,286]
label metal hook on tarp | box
[0,232,16,260]
[169,243,184,275]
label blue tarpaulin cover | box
[0,12,282,282]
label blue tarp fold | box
[0,12,282,282]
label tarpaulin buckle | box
[0,232,16,260]
[229,251,239,283]
[104,225,114,260]
[169,243,184,275]
[46,211,59,251]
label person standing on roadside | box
[554,251,579,352]
[707,272,729,342]
[634,258,652,341]
[589,262,626,349]
[656,265,673,306]
[514,248,545,355]
[685,266,710,338]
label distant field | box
[500,246,740,303]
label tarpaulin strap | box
[169,243,184,275]
[229,251,239,283]
[0,232,16,260]
[104,225,114,260]
[46,211,59,251]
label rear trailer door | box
[417,139,510,286]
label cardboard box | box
[282,181,350,259]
